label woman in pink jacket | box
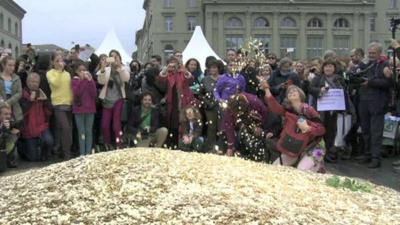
[72,62,97,156]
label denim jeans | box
[74,113,95,156]
[20,129,53,161]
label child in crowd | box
[72,62,97,156]
[179,106,204,152]
[19,72,53,161]
[0,104,19,169]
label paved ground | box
[1,151,399,192]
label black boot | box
[356,155,372,164]
[367,158,381,169]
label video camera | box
[345,63,374,86]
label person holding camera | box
[72,62,97,156]
[268,57,300,103]
[97,50,129,149]
[356,42,394,168]
[127,92,168,148]
[47,53,73,160]
[0,103,19,170]
[156,56,196,148]
[19,72,53,162]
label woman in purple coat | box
[71,62,97,156]
[213,60,246,104]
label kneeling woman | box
[261,82,326,172]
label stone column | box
[352,12,360,49]
[218,12,225,55]
[245,11,252,41]
[363,13,371,49]
[272,12,280,54]
[326,13,333,50]
[299,12,306,59]
[205,11,213,43]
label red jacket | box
[20,89,52,139]
[157,69,197,118]
[266,95,325,157]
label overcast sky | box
[14,0,145,54]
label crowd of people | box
[0,39,400,174]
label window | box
[165,16,173,32]
[255,17,269,28]
[370,16,376,32]
[390,0,398,9]
[333,36,350,56]
[226,17,243,28]
[254,35,271,53]
[280,36,297,58]
[280,17,297,27]
[14,22,18,36]
[7,18,11,32]
[8,43,12,52]
[164,0,173,8]
[15,46,18,56]
[307,18,323,28]
[164,44,174,60]
[307,36,323,58]
[0,14,3,30]
[0,40,3,47]
[187,16,197,31]
[225,35,244,50]
[334,18,350,28]
[187,0,196,8]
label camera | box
[141,128,150,139]
[25,64,32,72]
[107,80,114,89]
[1,120,15,133]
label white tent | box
[182,26,224,71]
[95,29,132,64]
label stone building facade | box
[0,0,25,57]
[136,0,400,63]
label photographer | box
[97,50,130,150]
[268,57,300,103]
[356,42,394,168]
[127,92,168,148]
[15,57,30,89]
[19,72,53,162]
[0,103,19,169]
[156,56,196,148]
[72,62,97,156]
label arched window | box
[0,13,3,30]
[307,18,323,28]
[15,46,18,56]
[334,18,350,28]
[8,43,12,53]
[7,18,11,32]
[280,17,297,27]
[226,17,243,28]
[255,17,269,27]
[164,44,174,60]
[0,40,4,47]
[14,22,18,36]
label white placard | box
[317,89,346,111]
[286,48,294,53]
